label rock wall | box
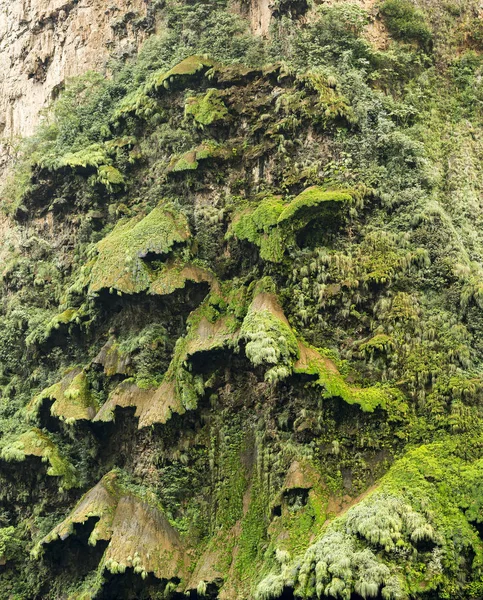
[0,0,152,144]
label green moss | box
[258,436,483,599]
[112,89,158,121]
[168,141,233,172]
[214,425,248,530]
[235,477,268,585]
[185,89,229,127]
[96,165,125,190]
[89,202,190,294]
[228,196,287,263]
[277,186,352,226]
[229,189,352,262]
[23,307,86,348]
[169,150,199,172]
[112,55,216,123]
[241,291,299,383]
[149,55,215,92]
[39,143,125,192]
[0,527,19,565]
[267,462,328,559]
[149,260,217,296]
[165,291,242,410]
[27,368,99,424]
[5,2,483,595]
[294,342,399,412]
[359,334,394,356]
[0,429,77,490]
[40,470,186,584]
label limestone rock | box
[0,0,151,154]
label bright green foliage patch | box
[5,1,483,597]
[148,55,215,92]
[229,196,287,262]
[27,368,99,424]
[113,56,215,122]
[241,292,299,383]
[168,141,234,172]
[89,203,190,293]
[359,334,394,356]
[229,189,352,262]
[277,186,352,226]
[185,89,229,127]
[149,260,217,296]
[0,429,77,489]
[39,143,125,192]
[294,343,397,412]
[258,437,483,599]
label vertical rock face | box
[0,0,151,142]
[245,0,272,36]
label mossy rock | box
[229,189,353,262]
[27,367,99,423]
[41,471,188,583]
[93,300,239,428]
[277,186,352,227]
[257,436,483,599]
[93,337,133,377]
[359,334,395,355]
[266,460,329,559]
[241,290,299,383]
[39,143,125,192]
[148,55,215,92]
[149,259,217,296]
[89,202,190,294]
[0,429,78,489]
[228,196,287,263]
[93,378,184,429]
[166,302,241,412]
[185,88,229,127]
[168,141,234,173]
[294,342,398,412]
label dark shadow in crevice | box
[272,0,309,19]
[140,245,185,270]
[43,517,108,577]
[413,538,436,553]
[96,282,211,347]
[471,519,483,540]
[91,406,140,470]
[36,396,61,432]
[271,588,295,600]
[283,487,309,510]
[177,581,221,599]
[0,456,60,504]
[97,569,179,600]
[295,222,339,251]
[188,347,236,376]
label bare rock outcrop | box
[0,0,152,146]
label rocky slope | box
[0,0,154,178]
[2,1,483,599]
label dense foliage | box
[2,0,483,598]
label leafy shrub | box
[380,0,432,49]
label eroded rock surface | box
[0,0,151,145]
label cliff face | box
[0,0,151,141]
[3,1,483,599]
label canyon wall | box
[0,0,152,144]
